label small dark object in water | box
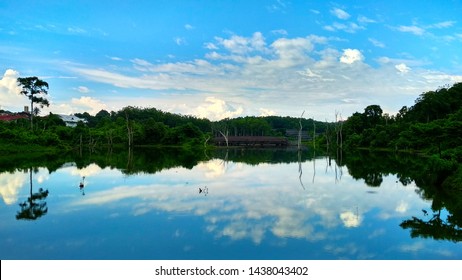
[199,186,208,196]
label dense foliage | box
[1,82,462,169]
[337,83,462,158]
[1,106,328,151]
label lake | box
[1,147,461,259]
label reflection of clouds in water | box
[399,241,425,253]
[368,229,386,239]
[398,241,456,258]
[0,172,26,205]
[70,163,103,177]
[196,159,227,178]
[37,173,49,184]
[340,211,361,228]
[395,201,408,213]
[66,159,430,245]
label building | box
[57,114,86,127]
[0,109,29,122]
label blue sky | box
[1,0,462,121]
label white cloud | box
[395,63,411,73]
[271,37,314,66]
[324,22,365,33]
[267,0,288,12]
[71,96,107,115]
[184,24,194,30]
[0,69,25,111]
[369,38,385,48]
[398,25,425,36]
[194,97,244,121]
[174,37,187,45]
[214,32,267,54]
[340,49,363,64]
[259,108,276,116]
[429,21,456,29]
[69,32,462,121]
[77,86,89,93]
[358,16,376,23]
[67,27,87,34]
[204,42,219,50]
[331,8,350,20]
[271,29,288,36]
[108,56,123,61]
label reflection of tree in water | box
[400,209,462,242]
[364,172,383,187]
[16,168,49,221]
[340,150,462,242]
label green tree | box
[17,77,50,130]
[363,104,383,127]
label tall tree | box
[17,77,50,130]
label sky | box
[1,0,462,121]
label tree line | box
[2,76,462,164]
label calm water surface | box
[0,148,461,259]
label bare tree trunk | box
[298,110,305,150]
[313,120,316,150]
[30,101,34,131]
[340,123,343,149]
[125,112,133,148]
[204,135,210,149]
[325,119,330,153]
[218,130,229,148]
[335,111,339,148]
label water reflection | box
[16,168,49,221]
[0,147,461,259]
[400,209,462,242]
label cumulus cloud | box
[259,108,276,116]
[71,96,107,115]
[194,96,244,121]
[340,49,363,64]
[0,69,25,111]
[395,63,411,73]
[271,37,314,66]
[69,32,462,121]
